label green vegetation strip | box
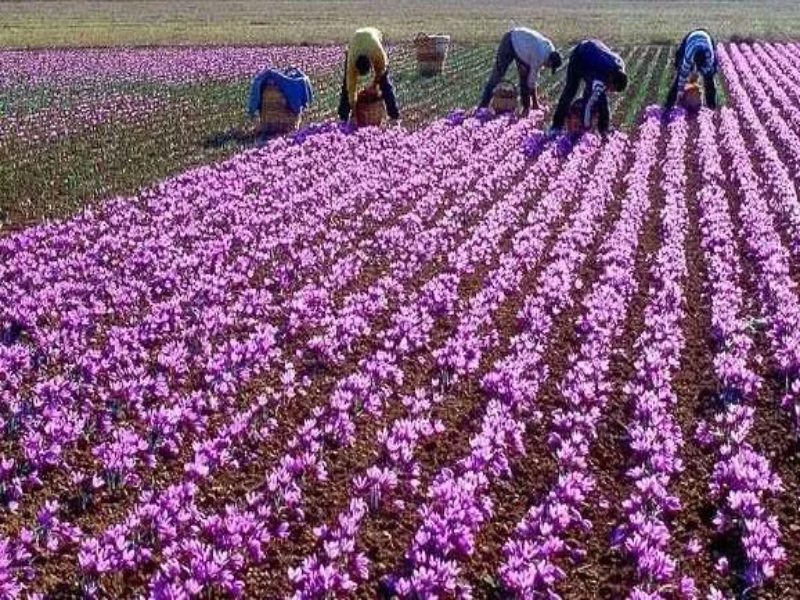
[3,0,800,47]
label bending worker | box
[478,27,562,116]
[550,39,627,136]
[664,29,718,111]
[338,27,400,122]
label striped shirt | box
[677,30,715,91]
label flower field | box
[1,41,799,599]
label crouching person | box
[338,27,400,122]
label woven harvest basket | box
[414,33,451,76]
[354,88,385,127]
[491,79,517,114]
[566,99,598,135]
[259,84,302,134]
[681,83,703,113]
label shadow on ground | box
[203,127,280,150]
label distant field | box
[3,39,800,600]
[1,0,800,48]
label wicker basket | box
[491,79,517,114]
[681,82,703,113]
[354,88,385,128]
[566,99,598,135]
[259,84,302,134]
[414,33,450,76]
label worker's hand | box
[545,126,562,139]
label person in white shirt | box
[479,27,562,116]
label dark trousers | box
[337,55,400,121]
[665,31,718,110]
[479,32,532,110]
[552,46,585,130]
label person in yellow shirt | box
[338,27,400,122]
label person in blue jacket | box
[550,39,627,136]
[664,29,718,110]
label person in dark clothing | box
[337,27,400,122]
[664,29,718,111]
[478,27,562,116]
[550,39,627,136]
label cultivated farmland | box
[1,28,800,600]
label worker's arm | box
[371,45,388,87]
[708,33,719,74]
[531,86,540,110]
[674,57,692,99]
[378,71,400,120]
[585,79,605,128]
[596,93,610,133]
[665,39,689,111]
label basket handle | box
[357,87,382,103]
[496,79,517,93]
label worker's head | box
[695,51,708,70]
[608,70,628,93]
[355,55,372,76]
[548,51,563,75]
